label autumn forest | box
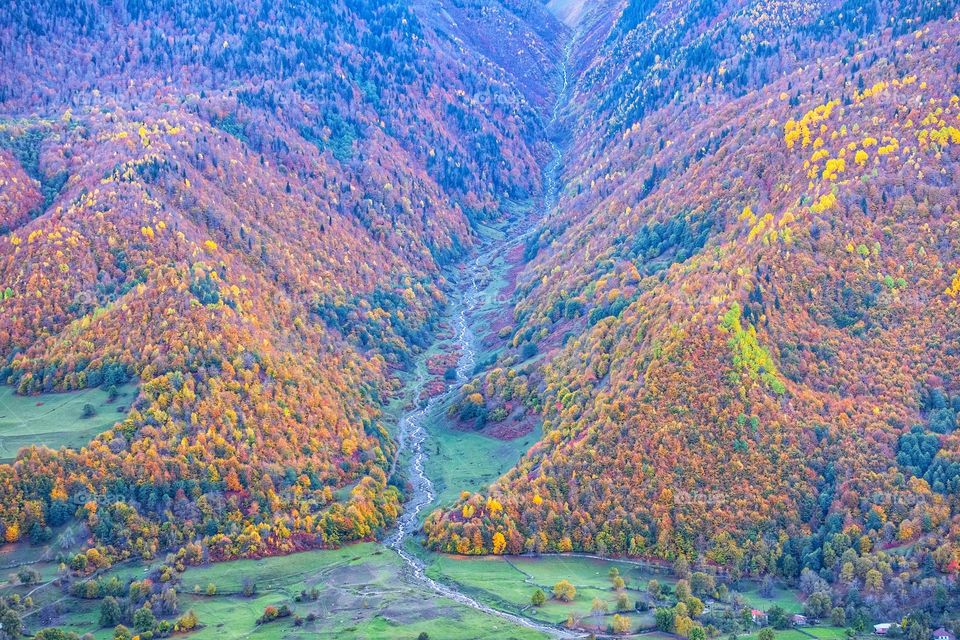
[1,0,960,639]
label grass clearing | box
[180,544,547,639]
[736,581,805,613]
[11,544,549,640]
[425,553,657,631]
[423,552,817,635]
[427,554,533,608]
[423,405,541,509]
[308,607,547,640]
[508,555,668,591]
[179,544,397,596]
[184,592,290,640]
[0,383,137,460]
[805,626,853,640]
[740,630,837,640]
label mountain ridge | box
[1,0,960,629]
[0,0,563,558]
[424,0,960,619]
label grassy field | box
[178,546,374,595]
[420,551,838,637]
[804,627,853,640]
[179,544,548,640]
[424,553,659,633]
[738,628,852,640]
[0,383,137,460]
[0,536,64,572]
[11,543,549,640]
[735,580,805,614]
[0,541,72,584]
[508,555,671,589]
[739,631,815,640]
[423,405,541,510]
[3,532,840,640]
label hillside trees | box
[424,0,960,619]
[0,0,556,563]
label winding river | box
[384,33,577,640]
[384,248,572,639]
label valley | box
[1,0,960,638]
[0,208,838,637]
[384,208,567,638]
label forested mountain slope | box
[413,0,566,114]
[0,0,560,561]
[426,0,960,617]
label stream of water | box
[384,29,577,640]
[384,252,572,639]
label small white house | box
[875,624,893,636]
[933,628,955,640]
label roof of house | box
[933,629,954,638]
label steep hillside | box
[0,0,560,561]
[426,0,960,617]
[413,0,566,114]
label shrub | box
[520,342,538,359]
[256,604,291,625]
[553,579,576,602]
[175,610,198,632]
[99,597,121,628]
[34,630,80,640]
[133,605,156,633]
[612,614,631,634]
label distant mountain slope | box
[413,0,566,113]
[546,0,590,26]
[0,0,562,559]
[426,0,960,615]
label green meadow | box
[1,529,848,640]
[735,581,805,614]
[12,543,548,640]
[423,404,541,510]
[424,553,671,633]
[0,383,137,460]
